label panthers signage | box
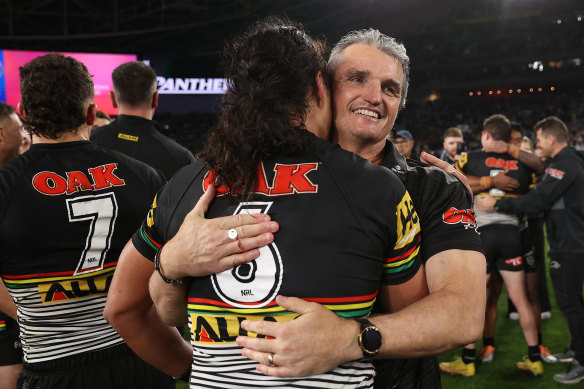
[156,76,228,95]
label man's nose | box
[362,79,382,105]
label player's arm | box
[104,241,192,378]
[148,252,188,327]
[477,163,574,214]
[235,251,485,377]
[104,185,279,377]
[482,140,545,174]
[465,173,519,193]
[0,280,17,320]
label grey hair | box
[328,28,410,109]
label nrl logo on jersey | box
[203,162,319,197]
[32,163,126,196]
[442,207,479,232]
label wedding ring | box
[267,353,275,366]
[228,228,238,240]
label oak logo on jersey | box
[442,207,478,231]
[485,158,518,171]
[38,273,113,304]
[395,192,420,249]
[203,162,319,197]
[32,164,126,196]
[190,313,296,344]
[546,168,565,180]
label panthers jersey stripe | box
[6,267,123,363]
[0,320,5,330]
[2,262,117,286]
[188,326,375,388]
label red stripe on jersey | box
[2,261,117,279]
[385,235,421,263]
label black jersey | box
[133,133,422,388]
[0,141,165,363]
[456,150,534,227]
[497,146,584,258]
[91,114,196,179]
[374,141,483,389]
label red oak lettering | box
[88,164,126,189]
[66,171,95,194]
[33,164,126,195]
[270,163,318,195]
[32,172,68,195]
[202,162,319,196]
[485,157,518,171]
[442,207,477,229]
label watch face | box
[362,326,382,355]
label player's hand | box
[236,295,360,377]
[160,184,279,278]
[420,151,472,196]
[475,194,497,212]
[492,170,519,191]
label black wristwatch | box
[355,317,382,359]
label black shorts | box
[480,224,524,273]
[17,343,173,389]
[0,314,23,366]
[520,226,537,273]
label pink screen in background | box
[3,50,137,116]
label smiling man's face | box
[332,43,404,149]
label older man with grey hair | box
[237,28,486,389]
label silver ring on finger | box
[267,353,275,366]
[228,228,238,240]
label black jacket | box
[497,146,584,258]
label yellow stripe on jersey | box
[384,245,420,269]
[37,272,113,304]
[190,312,297,344]
[6,266,115,286]
[395,191,421,249]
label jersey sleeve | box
[414,168,483,261]
[131,188,167,261]
[382,189,423,285]
[454,152,469,173]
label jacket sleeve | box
[497,160,575,215]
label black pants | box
[549,256,584,364]
[17,343,174,389]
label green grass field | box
[176,249,576,389]
[438,250,575,389]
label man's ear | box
[17,102,26,119]
[151,91,159,109]
[314,71,329,108]
[109,90,118,109]
[85,103,97,126]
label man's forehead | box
[335,44,403,77]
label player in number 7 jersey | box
[0,54,171,389]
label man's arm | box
[0,281,17,320]
[465,172,519,193]
[235,250,485,377]
[476,162,574,215]
[482,140,545,175]
[104,186,279,377]
[104,241,192,377]
[149,259,188,327]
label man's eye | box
[350,77,363,83]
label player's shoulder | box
[89,123,115,140]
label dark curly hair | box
[19,53,94,139]
[199,16,328,201]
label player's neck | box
[334,133,385,165]
[33,127,91,144]
[117,106,154,120]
